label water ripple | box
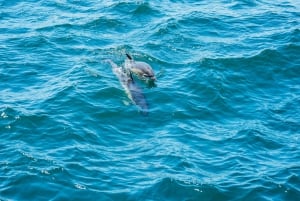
[1,0,300,200]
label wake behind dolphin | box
[106,59,148,115]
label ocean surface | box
[1,0,300,200]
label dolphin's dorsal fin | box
[129,71,134,83]
[126,53,133,60]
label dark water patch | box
[233,129,284,151]
[42,0,89,13]
[109,1,136,14]
[144,42,188,63]
[130,1,163,18]
[108,1,159,17]
[1,173,60,200]
[0,77,48,110]
[36,22,75,33]
[0,26,31,36]
[219,165,300,200]
[264,97,300,134]
[82,17,126,31]
[2,112,72,151]
[199,47,299,98]
[14,34,53,51]
[178,10,228,37]
[1,145,67,200]
[290,28,300,43]
[152,17,180,38]
[177,64,251,120]
[36,16,127,38]
[285,174,300,199]
[0,0,20,7]
[59,0,94,9]
[278,44,300,69]
[229,0,260,9]
[134,177,228,201]
[2,31,54,51]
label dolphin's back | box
[107,59,148,115]
[128,81,148,114]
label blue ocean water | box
[1,0,300,200]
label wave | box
[109,1,160,15]
[133,177,227,201]
[195,42,300,76]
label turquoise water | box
[1,0,300,200]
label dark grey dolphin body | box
[125,54,156,81]
[106,59,148,114]
[127,77,148,115]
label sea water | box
[1,0,300,200]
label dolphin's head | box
[132,61,156,81]
[125,53,156,81]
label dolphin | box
[106,59,148,115]
[125,53,156,81]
